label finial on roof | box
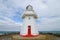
[26,5,33,11]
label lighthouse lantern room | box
[20,5,39,37]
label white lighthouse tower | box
[20,5,39,37]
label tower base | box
[20,34,39,37]
[20,26,39,37]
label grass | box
[0,32,60,40]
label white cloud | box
[38,17,60,31]
[47,0,60,17]
[0,0,23,18]
[0,0,22,31]
[11,0,48,17]
[0,16,22,31]
[0,0,14,17]
[0,0,60,31]
[38,0,60,31]
[0,25,21,31]
[0,0,48,31]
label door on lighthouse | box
[28,26,31,36]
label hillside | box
[0,34,60,40]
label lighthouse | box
[20,5,39,37]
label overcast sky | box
[0,0,60,31]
